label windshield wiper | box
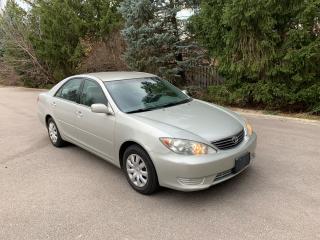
[126,106,159,114]
[126,98,192,114]
[159,98,192,108]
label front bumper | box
[150,133,257,191]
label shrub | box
[190,0,320,114]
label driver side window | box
[80,80,108,107]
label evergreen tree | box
[29,0,122,81]
[190,0,320,113]
[119,0,200,84]
[29,0,85,80]
[79,0,122,39]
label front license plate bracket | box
[233,152,250,173]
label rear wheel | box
[123,145,159,195]
[47,118,66,147]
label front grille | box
[211,129,245,150]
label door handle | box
[76,110,83,118]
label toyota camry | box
[37,72,257,194]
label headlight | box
[159,138,217,155]
[245,121,253,136]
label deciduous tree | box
[0,0,52,86]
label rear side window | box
[55,78,83,103]
[80,80,108,107]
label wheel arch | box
[45,114,53,127]
[119,141,153,169]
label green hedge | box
[190,0,320,114]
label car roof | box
[78,71,157,82]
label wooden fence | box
[185,66,224,88]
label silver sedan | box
[38,72,257,194]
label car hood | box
[132,99,244,142]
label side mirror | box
[91,103,114,115]
[182,90,188,96]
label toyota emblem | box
[232,136,239,144]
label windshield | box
[104,77,191,113]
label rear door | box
[75,79,116,162]
[52,78,83,142]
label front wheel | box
[47,118,66,147]
[123,145,159,195]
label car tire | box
[123,144,159,195]
[47,118,66,147]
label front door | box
[75,79,116,162]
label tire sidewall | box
[123,145,158,194]
[47,118,64,147]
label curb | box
[235,110,320,125]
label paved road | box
[0,87,320,240]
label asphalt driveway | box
[0,87,319,240]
